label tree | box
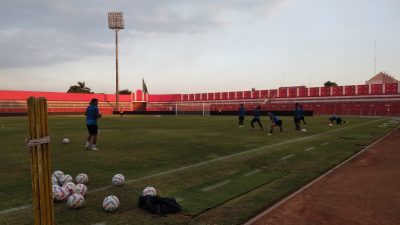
[119,89,132,94]
[67,82,93,93]
[324,81,338,87]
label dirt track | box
[246,128,400,225]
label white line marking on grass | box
[243,127,399,225]
[304,147,315,152]
[0,205,30,214]
[320,142,329,146]
[201,180,231,192]
[244,169,262,177]
[0,119,382,215]
[279,154,295,161]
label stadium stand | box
[1,73,399,116]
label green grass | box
[0,115,396,225]
[174,169,288,215]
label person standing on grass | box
[85,98,101,151]
[299,104,307,126]
[238,104,245,128]
[293,103,302,131]
[250,105,263,130]
[267,112,283,135]
[218,106,222,115]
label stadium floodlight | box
[108,12,124,30]
[108,12,124,110]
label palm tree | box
[324,81,338,87]
[119,89,132,94]
[67,82,93,93]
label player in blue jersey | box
[293,103,302,131]
[85,98,102,150]
[329,115,346,125]
[238,104,245,127]
[299,104,307,126]
[250,105,263,130]
[268,112,283,135]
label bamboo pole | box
[28,97,40,225]
[27,97,54,225]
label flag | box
[142,78,149,94]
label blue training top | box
[86,105,99,125]
[272,115,280,123]
[300,108,305,117]
[329,116,339,121]
[253,108,260,119]
[239,106,245,117]
[294,107,302,118]
[269,114,280,123]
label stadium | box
[1,72,399,117]
[0,72,399,225]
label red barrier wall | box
[357,85,369,95]
[345,86,356,96]
[332,86,343,96]
[309,88,319,97]
[371,84,383,95]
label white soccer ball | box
[329,123,333,126]
[301,128,307,132]
[52,170,64,181]
[62,182,76,194]
[103,195,119,212]
[59,174,73,186]
[75,173,89,184]
[51,176,59,185]
[62,138,70,144]
[67,193,85,209]
[73,183,88,196]
[142,186,157,196]
[52,185,70,201]
[112,174,125,186]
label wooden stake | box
[27,97,54,225]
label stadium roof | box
[366,72,399,84]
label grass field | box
[0,115,397,225]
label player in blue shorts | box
[299,104,307,126]
[293,103,302,131]
[268,112,283,135]
[85,98,102,150]
[238,104,245,127]
[250,105,263,130]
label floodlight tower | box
[108,12,124,110]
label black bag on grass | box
[138,195,181,216]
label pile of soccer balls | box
[51,171,88,209]
[51,170,138,212]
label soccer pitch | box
[0,115,396,225]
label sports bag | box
[138,195,181,216]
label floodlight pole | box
[108,12,124,111]
[115,30,119,110]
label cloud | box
[0,0,288,68]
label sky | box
[0,0,399,94]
